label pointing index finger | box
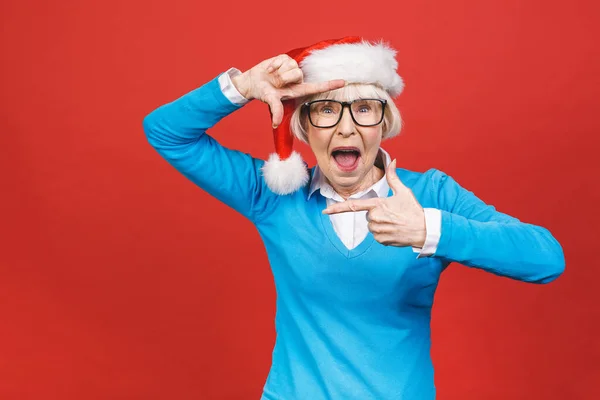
[322,198,379,215]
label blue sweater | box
[143,76,565,399]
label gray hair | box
[289,84,402,144]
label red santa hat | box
[262,36,404,195]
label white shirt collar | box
[307,148,392,201]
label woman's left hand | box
[323,160,427,248]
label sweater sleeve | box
[142,75,277,222]
[431,169,565,284]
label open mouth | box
[331,147,361,172]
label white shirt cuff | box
[218,67,250,106]
[412,208,442,258]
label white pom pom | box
[261,151,309,195]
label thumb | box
[265,94,284,128]
[386,159,406,195]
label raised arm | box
[432,170,565,284]
[143,54,345,221]
[143,76,273,221]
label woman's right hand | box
[231,54,345,128]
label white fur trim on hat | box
[300,40,404,97]
[261,151,309,195]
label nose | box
[336,107,356,137]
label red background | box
[1,0,599,398]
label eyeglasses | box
[303,99,387,128]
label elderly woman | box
[143,37,564,399]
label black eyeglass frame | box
[302,98,388,128]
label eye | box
[353,100,373,113]
[314,102,338,115]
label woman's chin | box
[328,167,364,188]
[321,158,372,190]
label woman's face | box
[306,98,384,195]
